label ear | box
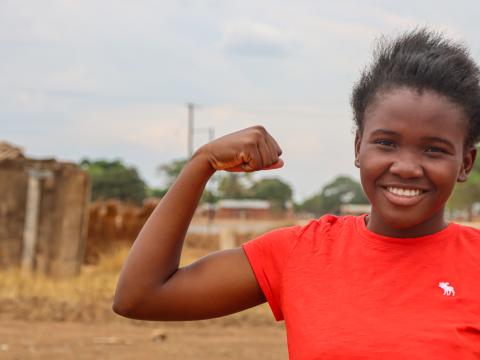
[457,146,477,182]
[354,131,361,168]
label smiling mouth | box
[380,186,428,207]
[386,187,424,197]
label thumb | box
[223,158,284,172]
[262,158,284,170]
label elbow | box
[112,288,144,319]
[112,296,137,318]
[112,287,164,320]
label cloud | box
[220,21,294,58]
[310,20,377,41]
[68,104,187,152]
[44,65,99,92]
[370,8,466,40]
[2,0,480,199]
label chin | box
[375,207,431,230]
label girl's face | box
[355,87,476,237]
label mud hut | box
[0,142,90,277]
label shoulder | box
[258,214,353,240]
[449,222,480,269]
[449,222,480,258]
[295,214,357,239]
[242,214,359,254]
[453,222,480,243]
[455,223,480,239]
[454,222,480,234]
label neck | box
[366,208,448,238]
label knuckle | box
[252,125,266,136]
[251,132,261,141]
[245,136,259,148]
[245,142,257,152]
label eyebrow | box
[370,129,455,148]
[420,136,455,149]
[370,129,398,136]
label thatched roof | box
[0,142,25,161]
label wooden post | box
[219,226,236,250]
[21,169,52,272]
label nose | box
[389,154,423,179]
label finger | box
[222,147,261,172]
[266,132,282,156]
[266,135,281,162]
[256,138,273,169]
[224,165,247,172]
[242,145,263,172]
[261,136,279,168]
[228,157,284,172]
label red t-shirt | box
[242,214,480,359]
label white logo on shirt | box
[438,282,455,296]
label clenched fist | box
[196,126,283,172]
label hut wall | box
[0,158,90,277]
[0,160,28,268]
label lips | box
[380,185,428,207]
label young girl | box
[113,29,480,358]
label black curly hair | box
[351,28,480,148]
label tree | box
[157,158,188,188]
[200,189,218,204]
[217,173,252,199]
[299,175,368,215]
[156,158,221,203]
[249,177,293,210]
[300,193,324,215]
[146,187,168,199]
[80,159,147,204]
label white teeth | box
[387,187,421,197]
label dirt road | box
[0,320,288,359]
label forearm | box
[113,150,215,309]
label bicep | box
[130,247,266,321]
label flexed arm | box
[113,126,283,320]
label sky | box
[2,0,480,201]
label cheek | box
[428,164,459,199]
[358,148,387,175]
[359,172,374,205]
[358,154,386,196]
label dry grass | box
[0,245,128,322]
[0,244,274,326]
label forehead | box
[363,88,467,145]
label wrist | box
[190,145,216,176]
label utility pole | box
[208,127,215,142]
[186,103,215,156]
[187,103,195,158]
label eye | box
[374,139,395,147]
[425,146,447,154]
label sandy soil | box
[0,320,288,360]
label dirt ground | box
[0,230,293,359]
[0,320,288,359]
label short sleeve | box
[242,226,300,321]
